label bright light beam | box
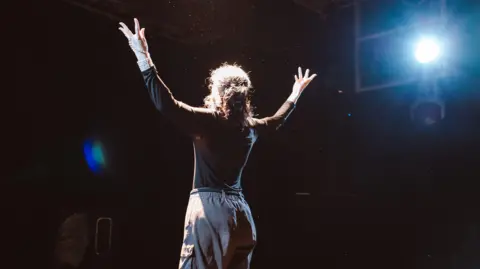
[414,38,441,64]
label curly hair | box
[204,63,254,127]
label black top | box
[142,66,295,191]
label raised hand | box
[293,67,317,96]
[119,18,149,58]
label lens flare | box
[83,139,106,173]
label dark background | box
[7,0,480,268]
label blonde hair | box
[204,63,254,126]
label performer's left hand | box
[293,67,317,95]
[287,67,317,103]
[119,18,149,59]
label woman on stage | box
[119,18,316,269]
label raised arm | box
[119,19,215,133]
[252,67,316,133]
[251,101,295,132]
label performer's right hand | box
[119,18,150,61]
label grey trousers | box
[178,188,257,269]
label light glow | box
[414,38,441,64]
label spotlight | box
[414,38,441,64]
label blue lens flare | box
[83,139,106,173]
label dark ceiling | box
[61,0,348,46]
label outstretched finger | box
[304,69,310,79]
[309,74,317,80]
[118,27,129,38]
[298,67,303,80]
[134,18,141,35]
[119,22,133,36]
[295,75,299,82]
[140,28,145,39]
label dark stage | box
[7,0,480,268]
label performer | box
[119,18,316,269]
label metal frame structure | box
[95,217,113,256]
[354,0,447,93]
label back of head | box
[204,63,254,127]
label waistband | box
[190,187,243,197]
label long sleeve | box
[141,66,216,134]
[251,101,295,134]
